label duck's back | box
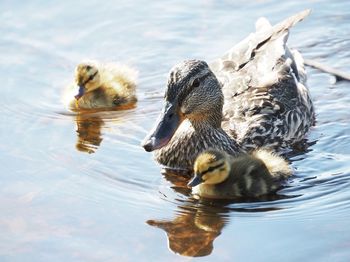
[210,10,315,150]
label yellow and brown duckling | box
[188,149,292,199]
[64,61,137,110]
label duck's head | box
[74,62,101,100]
[142,60,223,152]
[188,149,231,187]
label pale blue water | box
[1,0,350,261]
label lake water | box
[1,0,350,261]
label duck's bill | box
[74,85,85,100]
[187,175,203,187]
[142,102,182,152]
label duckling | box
[63,61,137,110]
[142,10,314,170]
[188,149,292,199]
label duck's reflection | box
[147,203,227,257]
[147,169,228,257]
[73,102,137,154]
[75,113,104,154]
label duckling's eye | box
[83,71,98,85]
[191,78,200,88]
[86,65,92,71]
[88,71,97,81]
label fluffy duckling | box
[64,61,137,110]
[188,149,292,199]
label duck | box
[187,148,292,199]
[142,10,315,170]
[63,60,137,110]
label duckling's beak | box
[74,85,85,100]
[142,101,182,152]
[187,174,203,187]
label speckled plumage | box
[143,10,315,170]
[155,120,240,169]
[211,10,314,150]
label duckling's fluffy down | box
[63,61,138,110]
[252,149,293,179]
[100,62,138,90]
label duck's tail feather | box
[273,9,311,36]
[210,9,311,73]
[255,9,311,35]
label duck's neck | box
[189,108,223,130]
[154,118,240,170]
[190,118,221,130]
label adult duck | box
[142,10,314,170]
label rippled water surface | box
[1,0,350,261]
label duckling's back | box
[252,149,292,180]
[228,154,279,198]
[98,63,137,106]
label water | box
[1,0,350,261]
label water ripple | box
[1,0,350,260]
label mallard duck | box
[63,61,137,110]
[142,10,314,170]
[188,149,292,199]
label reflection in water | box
[75,113,104,154]
[147,169,225,257]
[147,204,227,257]
[148,170,297,257]
[161,168,193,196]
[73,103,137,154]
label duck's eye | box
[86,65,92,71]
[191,78,200,88]
[167,112,174,120]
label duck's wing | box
[210,9,310,82]
[210,10,314,150]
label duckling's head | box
[74,62,101,99]
[142,60,223,152]
[188,149,231,187]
